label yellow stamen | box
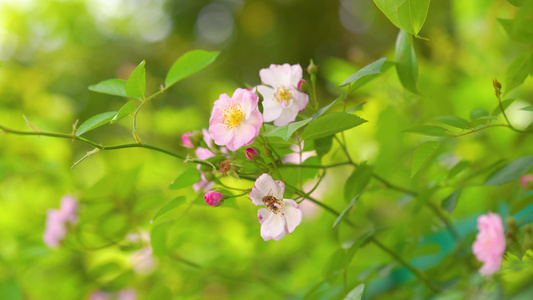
[223,103,244,129]
[274,86,292,103]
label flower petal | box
[273,104,299,126]
[209,124,235,147]
[261,211,285,241]
[281,199,302,233]
[195,147,215,160]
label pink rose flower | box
[472,212,506,276]
[209,88,263,151]
[520,174,532,190]
[43,195,78,248]
[256,64,309,126]
[204,191,224,207]
[181,132,194,148]
[249,174,303,241]
[282,141,316,164]
[193,165,214,192]
[245,147,259,160]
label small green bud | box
[307,59,318,75]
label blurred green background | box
[1,0,532,299]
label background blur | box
[1,0,532,299]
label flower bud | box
[307,59,318,75]
[204,191,223,207]
[492,78,502,95]
[520,174,533,190]
[181,132,194,148]
[219,160,231,174]
[245,147,259,160]
[297,80,309,93]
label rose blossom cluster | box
[43,195,78,248]
[472,212,506,276]
[179,64,308,240]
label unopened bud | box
[245,147,260,160]
[204,191,223,207]
[297,80,309,93]
[493,78,502,96]
[219,160,231,174]
[307,59,318,75]
[181,132,194,148]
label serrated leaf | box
[75,111,118,136]
[303,113,367,140]
[395,30,419,94]
[169,168,201,190]
[343,284,365,300]
[344,163,373,202]
[485,156,533,186]
[340,57,387,86]
[521,105,533,111]
[441,190,461,214]
[505,51,532,94]
[434,116,470,129]
[333,195,359,229]
[491,99,516,116]
[151,196,186,223]
[264,118,312,141]
[411,141,440,178]
[404,125,451,137]
[151,222,169,257]
[165,50,219,87]
[125,60,146,98]
[88,79,131,98]
[373,0,430,36]
[110,101,135,124]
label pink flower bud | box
[181,132,194,148]
[520,174,533,190]
[204,191,223,207]
[245,147,259,160]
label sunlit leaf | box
[434,116,470,129]
[344,162,373,202]
[151,222,169,257]
[521,105,533,111]
[395,30,419,94]
[411,141,440,178]
[441,190,461,214]
[169,168,201,190]
[264,118,312,141]
[303,113,367,140]
[491,99,515,116]
[505,51,532,94]
[75,111,118,136]
[110,101,135,124]
[151,196,186,223]
[485,156,533,186]
[340,57,387,86]
[373,0,430,36]
[165,50,220,87]
[404,125,451,137]
[125,60,146,98]
[88,79,131,98]
[343,284,365,300]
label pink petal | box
[260,211,285,241]
[209,124,235,147]
[281,199,302,233]
[195,147,215,160]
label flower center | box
[274,86,292,103]
[262,195,284,214]
[222,104,244,129]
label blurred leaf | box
[395,30,419,94]
[165,50,220,87]
[441,190,461,214]
[344,162,373,202]
[147,285,173,300]
[491,99,515,116]
[505,51,532,94]
[499,3,533,44]
[447,160,470,179]
[89,262,121,279]
[314,135,334,159]
[88,79,131,98]
[404,125,451,136]
[485,156,533,186]
[521,105,533,111]
[411,141,440,178]
[151,196,186,223]
[373,0,430,36]
[110,101,135,124]
[75,111,118,136]
[125,60,146,98]
[343,284,365,300]
[434,116,470,129]
[169,168,201,190]
[333,195,359,229]
[264,118,312,141]
[340,57,387,86]
[347,102,366,114]
[303,113,367,140]
[0,279,22,300]
[469,109,489,120]
[323,249,348,279]
[507,0,524,6]
[311,96,344,119]
[151,222,169,257]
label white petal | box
[273,104,299,126]
[249,186,266,206]
[253,173,284,199]
[261,212,285,241]
[288,64,303,87]
[262,100,283,123]
[281,199,302,233]
[292,89,309,111]
[259,66,284,87]
[258,208,269,224]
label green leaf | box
[395,30,419,94]
[521,105,533,111]
[333,195,359,229]
[340,57,387,86]
[314,135,334,160]
[505,51,532,94]
[344,162,373,202]
[447,160,470,180]
[404,125,451,137]
[441,190,461,214]
[470,109,489,120]
[492,99,516,116]
[302,112,367,140]
[507,0,524,6]
[485,156,533,186]
[311,96,344,119]
[343,284,365,300]
[169,168,201,190]
[499,17,533,44]
[347,102,366,114]
[349,62,394,93]
[165,50,220,87]
[75,111,118,136]
[151,196,186,223]
[411,141,440,178]
[110,101,135,124]
[434,116,470,129]
[88,79,131,98]
[373,0,430,36]
[264,118,312,141]
[125,60,146,98]
[151,222,169,257]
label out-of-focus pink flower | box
[256,64,309,126]
[299,180,325,220]
[126,231,156,275]
[282,141,316,164]
[181,132,194,148]
[472,212,506,276]
[195,147,216,160]
[520,174,533,190]
[204,191,224,207]
[43,195,78,248]
[117,289,137,300]
[193,165,214,192]
[209,88,263,151]
[245,147,259,160]
[88,291,110,300]
[249,174,302,241]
